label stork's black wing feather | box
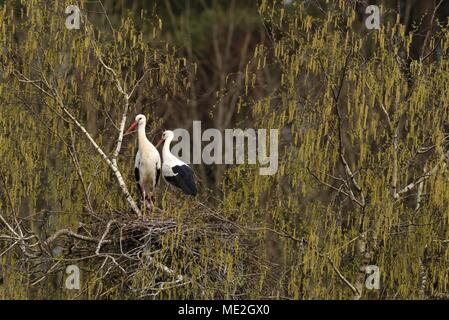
[164,172,181,189]
[156,168,161,186]
[134,167,140,183]
[134,151,142,198]
[165,165,197,196]
[134,167,143,198]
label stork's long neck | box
[162,136,174,161]
[137,123,150,151]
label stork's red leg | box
[140,182,147,214]
[138,183,145,201]
[147,195,153,213]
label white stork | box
[124,114,161,211]
[156,130,197,196]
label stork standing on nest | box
[124,114,161,212]
[156,130,197,196]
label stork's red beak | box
[124,121,138,136]
[155,138,165,148]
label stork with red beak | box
[125,114,161,212]
[156,130,197,196]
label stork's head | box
[156,130,174,148]
[124,114,146,136]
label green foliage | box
[221,0,449,299]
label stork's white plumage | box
[125,114,161,211]
[156,130,197,196]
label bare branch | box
[96,220,116,255]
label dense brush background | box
[2,0,449,299]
